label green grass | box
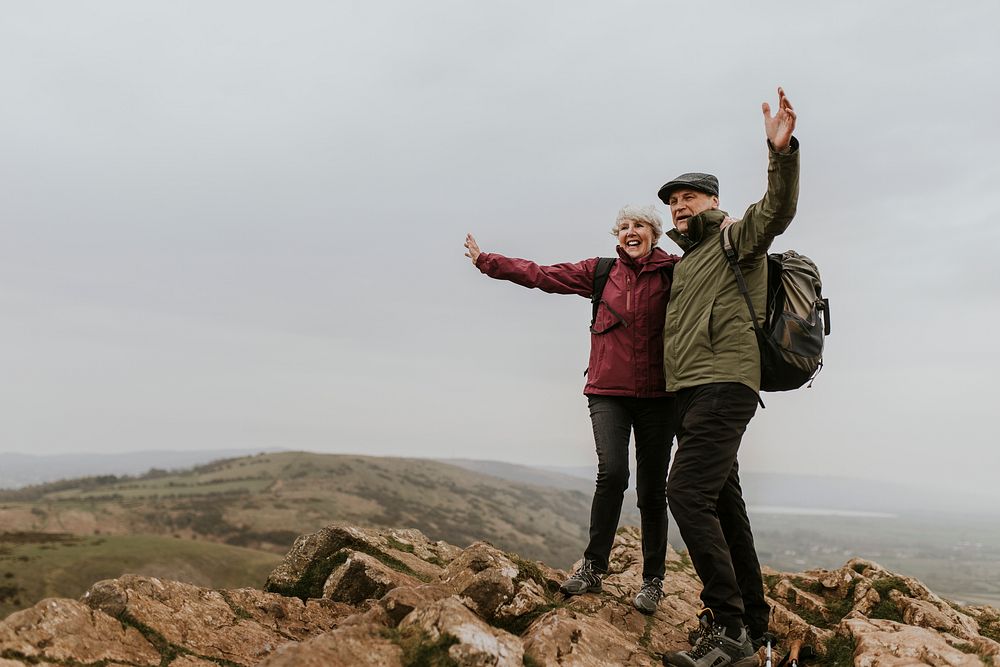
[818,635,856,667]
[869,576,909,622]
[825,579,859,622]
[383,627,460,667]
[0,533,281,619]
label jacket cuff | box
[767,136,799,155]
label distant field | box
[2,451,998,615]
[0,451,595,571]
[0,531,281,619]
[748,511,1000,607]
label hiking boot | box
[687,608,713,645]
[664,619,757,667]
[634,577,664,614]
[559,559,602,595]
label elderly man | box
[658,88,799,667]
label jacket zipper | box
[626,275,632,311]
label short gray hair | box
[610,205,664,245]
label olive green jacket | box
[663,138,800,393]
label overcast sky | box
[2,2,998,500]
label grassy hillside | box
[0,451,597,570]
[0,532,281,619]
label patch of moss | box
[795,605,831,630]
[871,576,910,598]
[269,539,431,600]
[384,627,460,667]
[522,653,544,667]
[666,550,693,573]
[789,576,827,596]
[219,591,254,621]
[825,579,859,622]
[762,573,781,591]
[851,562,867,574]
[819,634,856,667]
[510,554,556,593]
[974,610,1000,643]
[491,603,559,636]
[387,536,416,554]
[639,613,655,649]
[952,642,977,654]
[870,598,904,622]
[869,577,908,622]
[115,610,243,667]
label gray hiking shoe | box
[559,559,602,595]
[663,618,757,667]
[634,577,664,614]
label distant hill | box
[3,451,998,609]
[0,451,600,570]
[0,448,283,489]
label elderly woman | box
[463,205,679,614]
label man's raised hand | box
[762,87,796,152]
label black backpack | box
[720,226,831,393]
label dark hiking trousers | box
[667,382,770,637]
[584,395,674,580]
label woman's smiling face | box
[617,218,654,259]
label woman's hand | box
[464,233,482,266]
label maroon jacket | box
[476,246,679,397]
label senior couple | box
[464,88,799,667]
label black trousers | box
[667,382,769,637]
[584,395,674,580]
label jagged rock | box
[843,613,995,666]
[82,575,345,666]
[2,522,1000,666]
[257,623,404,667]
[380,583,455,625]
[221,587,354,639]
[169,658,223,667]
[442,542,519,618]
[522,607,659,666]
[400,596,524,666]
[768,599,834,649]
[0,598,160,666]
[441,540,560,627]
[322,549,421,603]
[265,524,455,599]
[773,576,830,622]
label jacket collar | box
[667,209,728,252]
[615,245,674,271]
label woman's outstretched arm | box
[464,232,597,297]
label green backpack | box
[720,226,831,393]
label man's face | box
[667,188,719,234]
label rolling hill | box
[0,451,609,571]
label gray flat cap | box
[657,173,719,204]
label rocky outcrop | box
[0,523,998,666]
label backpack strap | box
[590,257,618,333]
[720,226,764,336]
[720,227,766,408]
